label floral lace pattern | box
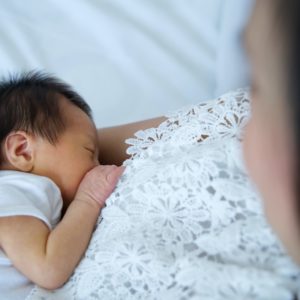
[27,89,300,300]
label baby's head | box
[0,71,99,207]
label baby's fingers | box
[107,166,125,185]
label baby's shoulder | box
[0,170,63,229]
[0,170,59,195]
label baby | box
[0,71,124,299]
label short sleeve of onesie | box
[0,170,63,230]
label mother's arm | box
[97,116,166,166]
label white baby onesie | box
[0,170,62,300]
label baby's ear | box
[4,131,35,172]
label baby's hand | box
[75,165,125,208]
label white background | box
[0,0,253,127]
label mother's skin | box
[243,0,300,264]
[98,0,300,265]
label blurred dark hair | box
[0,71,92,164]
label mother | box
[29,0,300,299]
[100,0,300,267]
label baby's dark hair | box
[0,71,92,164]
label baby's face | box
[33,97,99,209]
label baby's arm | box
[0,165,124,290]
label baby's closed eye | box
[84,147,95,154]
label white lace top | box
[27,89,300,300]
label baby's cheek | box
[62,175,81,203]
